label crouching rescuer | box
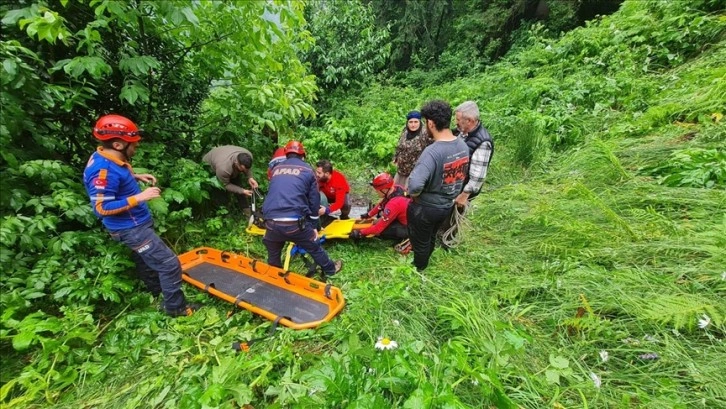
[350,172,410,241]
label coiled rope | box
[439,202,469,248]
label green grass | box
[3,1,725,408]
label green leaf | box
[1,9,28,26]
[403,384,434,409]
[545,369,561,385]
[62,56,111,79]
[170,9,184,26]
[12,331,35,351]
[181,7,199,26]
[0,379,18,402]
[120,82,150,105]
[119,56,161,76]
[549,354,569,369]
[3,59,17,76]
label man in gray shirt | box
[203,145,259,216]
[407,100,469,271]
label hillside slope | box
[2,1,723,408]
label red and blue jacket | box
[83,147,151,231]
[263,157,320,222]
[360,185,410,236]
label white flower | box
[643,334,658,343]
[590,372,601,388]
[375,337,398,350]
[392,319,400,326]
[721,271,725,281]
[599,350,609,363]
[698,314,711,329]
[471,379,479,386]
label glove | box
[349,230,363,240]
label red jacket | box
[318,170,349,213]
[361,186,410,236]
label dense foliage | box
[301,0,389,93]
[300,0,622,94]
[1,0,725,408]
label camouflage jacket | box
[393,127,432,176]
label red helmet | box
[93,114,142,142]
[284,140,306,156]
[370,172,394,191]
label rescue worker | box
[350,173,410,241]
[316,159,351,222]
[83,114,198,317]
[203,145,259,217]
[262,141,343,277]
[267,147,286,180]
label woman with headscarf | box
[392,111,432,189]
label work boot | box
[394,239,411,255]
[165,303,201,318]
[326,259,343,276]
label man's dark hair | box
[316,159,333,173]
[420,100,452,131]
[101,138,124,149]
[237,153,252,169]
[286,153,303,160]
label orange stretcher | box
[178,247,345,330]
[245,218,371,238]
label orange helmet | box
[284,140,306,156]
[370,172,394,191]
[93,114,142,142]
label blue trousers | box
[263,220,336,275]
[109,220,186,311]
[407,202,452,271]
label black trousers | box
[380,221,408,240]
[406,202,452,271]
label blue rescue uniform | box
[83,147,187,312]
[262,157,337,275]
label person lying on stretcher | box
[349,173,410,241]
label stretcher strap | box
[232,316,286,353]
[203,283,216,293]
[278,270,291,284]
[324,283,332,299]
[226,291,250,318]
